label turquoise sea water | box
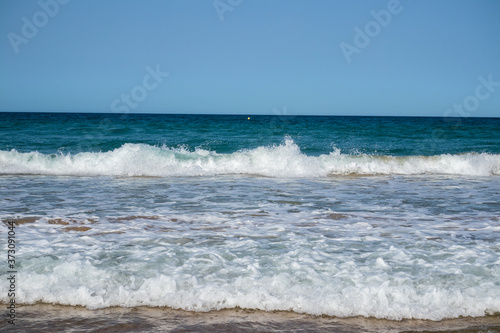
[1,112,499,320]
[2,113,500,156]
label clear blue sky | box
[1,0,499,116]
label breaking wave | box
[1,139,499,177]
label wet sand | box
[3,304,499,332]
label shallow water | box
[4,304,500,333]
[2,174,499,320]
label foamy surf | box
[1,139,499,177]
[3,209,500,321]
[11,260,500,320]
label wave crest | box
[1,140,499,177]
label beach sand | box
[4,304,499,332]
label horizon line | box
[1,110,499,119]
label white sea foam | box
[1,139,499,177]
[6,222,500,321]
[1,172,500,320]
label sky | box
[0,0,499,117]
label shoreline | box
[4,304,500,332]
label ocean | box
[1,112,499,332]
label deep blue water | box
[1,112,499,156]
